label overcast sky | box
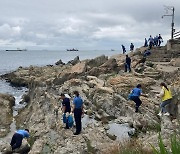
[0,0,179,50]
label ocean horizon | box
[0,49,124,75]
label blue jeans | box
[160,99,172,113]
[125,63,131,72]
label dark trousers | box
[74,108,82,133]
[65,109,71,129]
[158,40,161,46]
[10,133,23,150]
[125,63,131,72]
[149,42,153,49]
[131,96,142,112]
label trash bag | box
[67,115,74,128]
[63,113,67,123]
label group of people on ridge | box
[144,34,163,49]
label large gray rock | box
[55,59,65,65]
[0,140,30,154]
[67,56,80,65]
[0,94,15,137]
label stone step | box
[144,74,160,78]
[144,71,160,75]
[150,62,170,65]
[146,58,171,62]
[148,54,173,58]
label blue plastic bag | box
[63,113,67,123]
[67,115,74,128]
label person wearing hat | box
[60,93,71,129]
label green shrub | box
[151,133,180,154]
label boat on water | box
[67,48,78,51]
[111,49,115,51]
[6,48,27,51]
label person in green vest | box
[157,82,172,116]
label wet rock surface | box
[0,94,15,138]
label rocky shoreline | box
[0,40,180,153]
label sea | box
[0,49,121,99]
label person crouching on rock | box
[60,93,71,129]
[157,82,172,116]
[130,84,143,113]
[72,91,84,135]
[10,129,30,151]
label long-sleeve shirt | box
[16,130,29,138]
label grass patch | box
[27,131,36,148]
[104,139,152,154]
[85,139,97,154]
[150,133,180,154]
[145,122,161,132]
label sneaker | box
[164,112,170,116]
[73,132,80,135]
[158,112,162,116]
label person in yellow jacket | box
[157,82,172,116]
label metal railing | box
[174,30,180,39]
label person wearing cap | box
[60,93,71,129]
[72,91,84,135]
[10,129,30,151]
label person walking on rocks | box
[125,55,131,72]
[10,129,30,151]
[72,91,84,135]
[60,93,71,129]
[122,45,126,54]
[157,82,172,116]
[158,34,163,46]
[130,84,143,113]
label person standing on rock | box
[144,38,148,47]
[10,129,30,151]
[60,93,71,129]
[125,55,131,72]
[130,84,143,113]
[130,43,134,52]
[157,82,172,116]
[122,45,126,54]
[148,35,154,49]
[72,91,84,135]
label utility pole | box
[162,6,175,39]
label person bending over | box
[10,129,30,151]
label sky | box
[0,0,179,50]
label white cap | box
[65,94,71,98]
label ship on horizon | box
[66,48,78,51]
[6,48,27,51]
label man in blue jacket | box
[10,129,30,151]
